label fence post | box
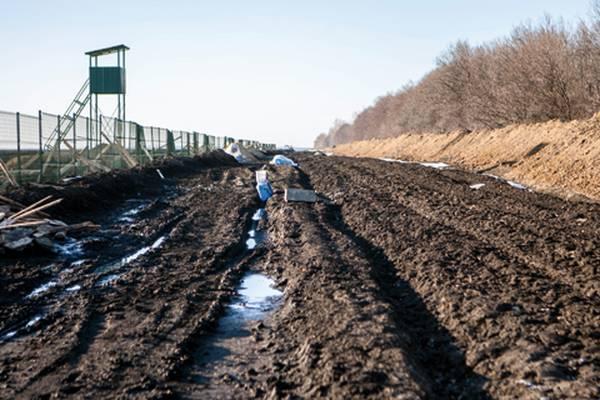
[57,115,61,182]
[187,132,191,156]
[72,113,77,176]
[16,112,22,184]
[136,124,142,164]
[150,126,155,157]
[86,117,90,160]
[38,110,43,182]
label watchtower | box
[86,44,129,136]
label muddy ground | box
[0,151,598,399]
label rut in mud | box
[0,151,598,399]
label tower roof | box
[85,44,130,57]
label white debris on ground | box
[255,170,273,202]
[506,180,528,190]
[270,155,298,167]
[379,158,410,163]
[225,143,259,164]
[419,162,450,169]
[470,183,486,190]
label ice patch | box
[98,274,120,286]
[26,281,58,299]
[65,285,81,293]
[25,315,43,328]
[252,208,265,221]
[507,180,527,190]
[70,259,88,267]
[420,162,450,169]
[94,235,167,284]
[54,238,84,258]
[228,273,282,321]
[246,238,257,250]
[379,157,409,163]
[470,183,486,190]
[151,236,166,249]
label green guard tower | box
[86,44,129,137]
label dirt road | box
[0,152,597,399]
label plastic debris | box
[225,143,259,164]
[255,170,273,202]
[270,155,298,167]
[285,188,317,203]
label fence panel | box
[0,108,277,186]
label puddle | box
[194,208,280,368]
[227,273,282,321]
[65,285,81,293]
[117,200,150,223]
[192,272,283,376]
[25,280,58,299]
[247,208,268,250]
[252,208,265,221]
[54,238,85,258]
[95,235,167,286]
[0,313,45,343]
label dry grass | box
[332,115,600,201]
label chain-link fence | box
[0,109,276,186]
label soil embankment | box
[330,115,600,201]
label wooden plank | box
[0,159,18,187]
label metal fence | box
[0,109,275,186]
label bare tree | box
[315,2,600,147]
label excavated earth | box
[0,151,598,399]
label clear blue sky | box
[0,0,592,147]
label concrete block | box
[285,188,317,203]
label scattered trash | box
[285,188,317,203]
[156,169,165,179]
[0,196,98,253]
[225,143,260,164]
[470,183,486,190]
[255,170,273,202]
[270,155,298,167]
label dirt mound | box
[331,115,600,201]
[1,150,238,221]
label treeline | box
[315,5,600,147]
